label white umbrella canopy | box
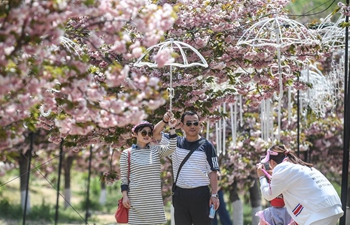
[317,2,350,49]
[237,15,317,48]
[134,38,208,68]
[317,13,347,49]
[134,38,208,112]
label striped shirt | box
[119,136,177,225]
[162,134,220,188]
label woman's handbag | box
[115,197,128,223]
[115,150,130,223]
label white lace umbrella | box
[317,2,350,49]
[134,38,208,112]
[237,15,317,141]
[317,13,347,49]
[316,11,346,112]
[299,64,335,118]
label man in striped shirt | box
[154,111,220,225]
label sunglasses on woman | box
[185,121,199,127]
[140,130,153,137]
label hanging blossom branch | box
[100,169,119,185]
[100,144,119,185]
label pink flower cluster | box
[338,2,350,16]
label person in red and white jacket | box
[256,145,343,225]
[255,168,295,225]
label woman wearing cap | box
[256,145,343,225]
[119,119,177,225]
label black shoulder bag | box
[172,148,196,195]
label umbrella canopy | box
[134,38,208,68]
[237,15,317,48]
[134,38,208,112]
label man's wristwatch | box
[211,194,219,198]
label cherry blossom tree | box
[0,0,176,150]
[0,0,176,211]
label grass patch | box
[0,169,120,224]
[0,198,86,224]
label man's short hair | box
[181,111,199,122]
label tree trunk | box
[249,178,262,225]
[171,205,175,225]
[63,155,75,209]
[99,175,107,206]
[19,150,31,213]
[229,181,243,225]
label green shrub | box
[0,198,22,218]
[78,198,102,211]
[26,200,54,220]
[90,177,101,196]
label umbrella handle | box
[167,87,174,98]
[167,87,174,112]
